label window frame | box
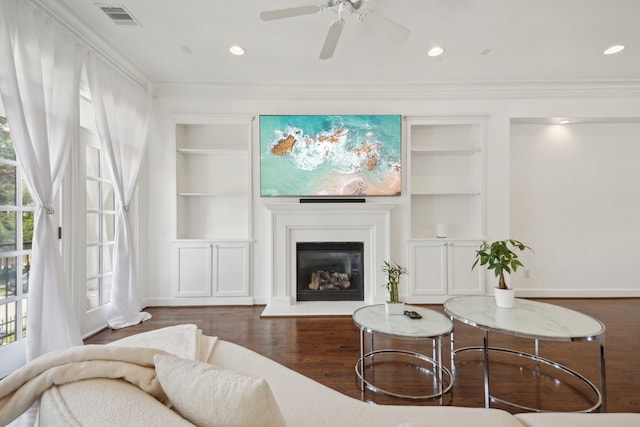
[0,112,33,377]
[84,133,116,312]
[64,95,117,336]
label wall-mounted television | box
[259,115,402,197]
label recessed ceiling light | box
[427,46,444,57]
[604,44,625,55]
[558,119,571,124]
[229,45,246,56]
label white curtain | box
[86,53,152,329]
[0,0,84,359]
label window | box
[67,97,115,334]
[0,115,33,361]
[85,133,115,311]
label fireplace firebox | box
[296,242,364,301]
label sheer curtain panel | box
[0,0,84,359]
[86,53,152,329]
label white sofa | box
[2,325,636,427]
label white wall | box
[140,91,640,306]
[510,122,640,296]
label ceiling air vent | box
[96,4,139,26]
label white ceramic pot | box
[384,301,405,315]
[494,288,516,308]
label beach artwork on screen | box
[260,115,402,197]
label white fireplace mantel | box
[263,202,396,316]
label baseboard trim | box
[142,291,640,308]
[142,296,255,307]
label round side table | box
[352,304,453,399]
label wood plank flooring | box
[85,298,640,414]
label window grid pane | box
[21,256,30,295]
[0,211,17,252]
[21,180,34,206]
[103,213,115,242]
[21,298,27,338]
[102,243,113,274]
[0,117,15,161]
[86,180,99,210]
[86,146,99,178]
[102,182,114,211]
[0,256,17,298]
[1,301,17,345]
[22,211,33,250]
[0,163,16,205]
[86,278,99,310]
[102,274,112,305]
[86,246,100,277]
[86,213,100,244]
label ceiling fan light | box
[603,44,625,55]
[337,1,354,19]
[229,45,246,56]
[427,46,444,57]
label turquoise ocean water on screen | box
[259,115,402,196]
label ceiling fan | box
[259,0,411,60]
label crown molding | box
[152,80,640,101]
[32,0,150,90]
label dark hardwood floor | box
[85,298,640,414]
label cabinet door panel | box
[213,244,249,296]
[176,245,212,297]
[448,242,483,294]
[410,243,447,295]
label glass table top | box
[353,304,453,339]
[444,295,605,341]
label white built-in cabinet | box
[175,242,249,297]
[408,240,483,296]
[406,117,486,298]
[173,116,252,301]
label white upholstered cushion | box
[39,378,194,427]
[154,354,287,427]
[515,413,640,427]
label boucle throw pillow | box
[154,354,287,427]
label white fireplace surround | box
[262,202,395,316]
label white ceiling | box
[36,0,640,88]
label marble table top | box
[444,295,605,341]
[353,304,453,339]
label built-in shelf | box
[176,148,246,156]
[405,117,486,300]
[177,193,248,197]
[411,191,482,196]
[174,117,252,241]
[411,147,481,155]
[407,117,486,240]
[173,116,253,302]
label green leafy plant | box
[382,260,407,303]
[472,240,532,290]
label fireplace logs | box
[308,271,351,291]
[296,241,364,302]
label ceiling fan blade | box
[319,19,345,60]
[358,9,410,41]
[260,5,323,21]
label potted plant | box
[472,239,532,308]
[382,260,407,314]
